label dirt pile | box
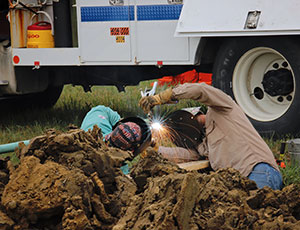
[0,127,299,230]
[115,153,300,230]
[1,126,136,230]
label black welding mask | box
[164,109,205,149]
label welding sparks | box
[149,118,168,143]
[149,117,178,147]
[151,121,163,131]
[148,112,203,149]
[150,117,165,132]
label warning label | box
[110,27,129,36]
[116,36,125,43]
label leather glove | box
[139,87,174,114]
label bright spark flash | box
[149,117,177,146]
[151,122,163,131]
[149,114,200,149]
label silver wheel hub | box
[232,47,295,122]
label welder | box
[139,83,283,190]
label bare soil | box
[0,127,299,230]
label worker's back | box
[200,91,279,177]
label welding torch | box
[140,81,158,120]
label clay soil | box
[0,126,300,230]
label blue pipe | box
[0,140,30,154]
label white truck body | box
[176,0,300,37]
[12,0,199,66]
[2,0,300,136]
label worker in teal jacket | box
[81,105,152,174]
[81,105,144,151]
[81,105,121,138]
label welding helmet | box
[109,117,152,157]
[165,109,205,149]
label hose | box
[0,140,30,154]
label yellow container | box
[27,22,54,48]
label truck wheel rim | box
[232,47,295,122]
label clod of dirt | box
[130,149,185,192]
[0,209,14,230]
[16,126,133,193]
[0,157,10,197]
[0,127,300,230]
[2,156,94,229]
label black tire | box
[29,85,63,108]
[0,85,63,111]
[212,36,300,137]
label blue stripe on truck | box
[137,4,183,21]
[81,5,182,22]
[81,6,135,22]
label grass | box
[0,81,202,144]
[0,81,300,185]
[281,160,300,186]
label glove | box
[139,87,174,114]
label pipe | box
[0,140,30,154]
[53,0,72,47]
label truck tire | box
[0,85,63,111]
[29,85,63,108]
[212,37,300,136]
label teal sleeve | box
[80,105,121,137]
[108,108,122,128]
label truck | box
[0,0,299,137]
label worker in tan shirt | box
[139,83,283,190]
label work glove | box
[138,87,174,114]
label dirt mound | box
[115,154,300,230]
[1,127,136,230]
[0,127,299,230]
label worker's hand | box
[138,95,160,114]
[139,88,174,114]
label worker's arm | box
[139,83,234,114]
[172,83,234,112]
[158,146,201,164]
